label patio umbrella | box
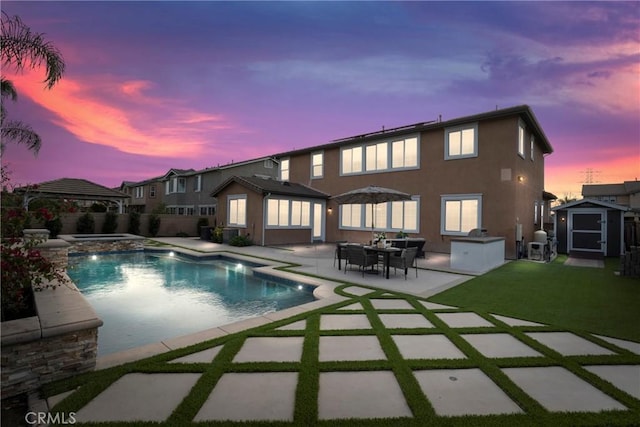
[331,185,412,240]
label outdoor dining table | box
[364,245,402,279]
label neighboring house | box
[211,176,329,245]
[582,181,640,214]
[119,176,164,213]
[213,105,554,259]
[160,157,278,218]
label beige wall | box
[285,114,547,259]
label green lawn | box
[429,255,640,342]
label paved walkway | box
[44,239,640,425]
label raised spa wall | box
[1,232,143,398]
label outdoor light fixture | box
[517,175,525,183]
[328,207,333,214]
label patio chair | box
[344,245,378,277]
[388,247,418,279]
[333,241,349,268]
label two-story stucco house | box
[160,158,278,217]
[120,176,165,214]
[211,105,554,259]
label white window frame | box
[280,158,290,181]
[167,205,195,216]
[228,195,247,227]
[149,185,156,198]
[199,205,216,216]
[194,174,202,192]
[311,151,324,179]
[518,120,526,159]
[341,135,419,176]
[530,135,535,161]
[339,197,420,233]
[440,194,482,236]
[134,186,144,199]
[266,198,312,229]
[445,123,478,160]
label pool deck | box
[42,238,640,424]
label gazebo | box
[13,178,130,213]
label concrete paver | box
[169,346,222,364]
[584,365,640,399]
[275,319,307,330]
[420,301,456,310]
[233,337,304,363]
[392,334,467,359]
[461,333,542,358]
[415,368,523,416]
[318,371,412,420]
[595,335,640,355]
[194,372,297,422]
[74,373,201,422]
[378,313,434,329]
[319,335,386,361]
[526,332,616,356]
[337,302,365,311]
[370,298,415,310]
[435,312,495,328]
[320,313,372,330]
[503,366,626,412]
[491,314,544,327]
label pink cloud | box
[7,70,232,158]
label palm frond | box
[1,77,18,101]
[1,120,42,155]
[1,11,66,89]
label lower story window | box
[339,197,419,233]
[228,196,247,226]
[199,205,216,216]
[441,194,482,235]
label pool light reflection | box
[91,254,98,261]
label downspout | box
[262,192,271,246]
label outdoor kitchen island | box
[450,236,505,274]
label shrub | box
[128,211,140,235]
[229,234,253,247]
[44,217,63,238]
[176,231,189,237]
[102,211,118,233]
[90,203,107,212]
[212,226,223,243]
[76,212,95,233]
[148,214,161,237]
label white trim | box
[440,193,483,236]
[311,151,324,179]
[518,119,526,159]
[228,194,247,227]
[568,209,605,254]
[340,134,420,176]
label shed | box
[552,199,629,257]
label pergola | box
[14,178,130,213]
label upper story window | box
[518,120,526,159]
[149,185,156,198]
[392,137,418,168]
[530,135,535,161]
[366,142,388,171]
[228,195,247,226]
[311,152,324,179]
[194,175,202,192]
[165,177,186,194]
[445,123,477,159]
[280,158,290,181]
[263,158,274,169]
[341,146,363,174]
[134,186,144,198]
[341,135,419,176]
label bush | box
[176,231,189,237]
[90,203,107,212]
[44,217,63,238]
[102,211,118,233]
[212,226,223,243]
[148,214,161,237]
[76,212,95,233]
[229,234,253,247]
[128,211,140,235]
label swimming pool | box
[67,252,316,356]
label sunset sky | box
[2,1,638,199]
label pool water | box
[67,252,315,356]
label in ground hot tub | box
[59,233,145,254]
